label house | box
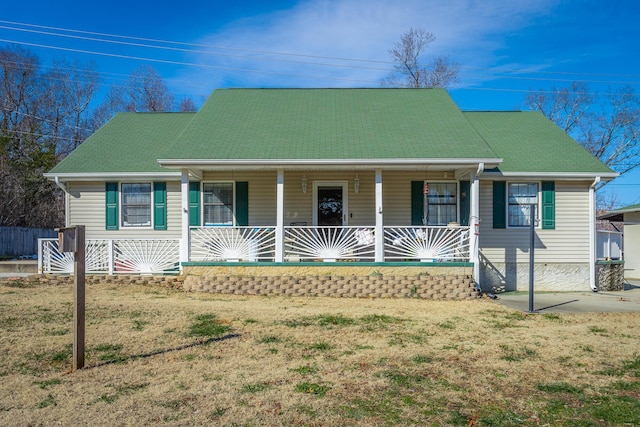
[43,88,617,292]
[600,204,640,280]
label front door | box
[314,182,348,226]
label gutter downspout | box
[589,177,601,292]
[471,163,484,290]
[54,176,70,227]
[54,176,68,194]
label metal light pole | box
[528,205,536,313]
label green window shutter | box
[189,182,201,226]
[411,181,424,226]
[105,182,119,230]
[493,181,506,229]
[541,181,555,230]
[153,182,167,230]
[235,181,249,226]
[459,181,470,226]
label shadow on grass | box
[85,333,241,369]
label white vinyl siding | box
[479,180,592,263]
[623,212,640,279]
[383,171,458,226]
[67,181,182,239]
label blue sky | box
[1,0,639,208]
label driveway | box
[491,280,640,313]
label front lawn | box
[1,280,639,426]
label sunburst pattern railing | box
[384,226,470,262]
[39,238,180,274]
[284,226,376,262]
[190,227,276,261]
[113,240,180,273]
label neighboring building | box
[600,204,640,279]
[43,88,616,292]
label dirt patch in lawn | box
[1,280,639,426]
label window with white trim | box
[203,183,234,225]
[426,182,457,225]
[121,183,152,227]
[508,182,538,227]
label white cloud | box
[169,0,558,94]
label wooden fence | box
[0,226,57,257]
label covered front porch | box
[40,162,487,277]
[170,162,487,275]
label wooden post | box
[58,225,86,371]
[74,225,85,370]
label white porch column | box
[180,170,190,265]
[375,169,384,262]
[275,169,285,262]
[470,165,483,284]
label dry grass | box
[1,280,639,426]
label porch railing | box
[284,226,376,262]
[38,226,471,274]
[190,226,277,262]
[38,238,181,274]
[384,226,470,262]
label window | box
[508,182,538,227]
[203,183,234,225]
[121,183,152,227]
[426,182,457,225]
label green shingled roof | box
[47,88,614,177]
[463,111,614,174]
[48,112,195,174]
[163,88,498,160]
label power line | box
[0,38,381,85]
[0,24,393,72]
[3,19,640,85]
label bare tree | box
[90,84,128,131]
[525,83,640,176]
[0,46,65,227]
[178,97,197,112]
[383,28,460,89]
[126,65,174,112]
